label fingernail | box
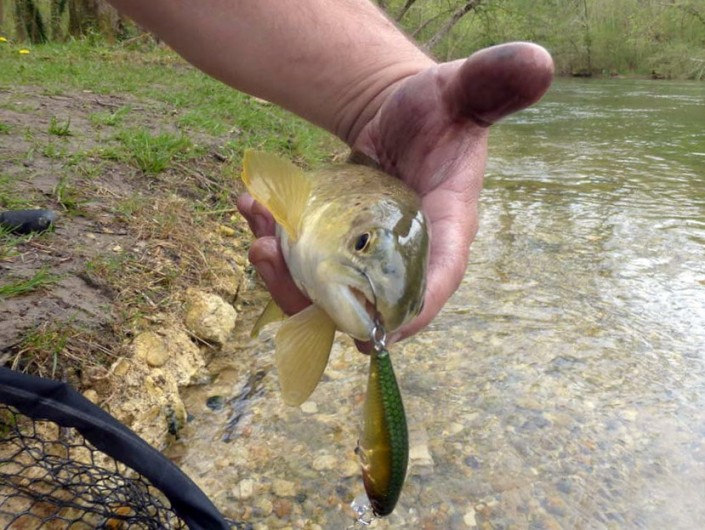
[251,256,275,281]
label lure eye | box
[354,232,371,252]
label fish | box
[241,150,429,406]
[356,340,408,517]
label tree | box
[425,0,482,50]
[14,0,47,43]
[68,0,122,41]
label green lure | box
[357,327,409,517]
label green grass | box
[0,40,340,165]
[0,268,61,299]
[0,122,10,134]
[0,174,36,210]
[48,116,72,136]
[89,105,132,127]
[116,128,195,174]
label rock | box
[300,401,318,414]
[184,289,237,345]
[234,478,255,500]
[82,389,99,403]
[272,479,296,498]
[312,454,337,471]
[132,326,206,386]
[273,498,293,519]
[134,331,169,367]
[111,357,131,377]
[463,507,477,527]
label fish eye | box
[354,232,371,252]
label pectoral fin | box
[251,298,286,338]
[275,304,336,406]
[241,150,310,241]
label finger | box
[445,42,554,126]
[237,193,277,237]
[249,236,311,315]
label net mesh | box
[0,402,187,529]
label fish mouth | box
[349,286,377,323]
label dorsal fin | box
[241,150,311,240]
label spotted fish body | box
[358,347,408,516]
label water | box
[171,79,705,529]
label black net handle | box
[0,367,231,530]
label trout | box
[241,150,429,405]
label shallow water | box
[172,79,705,529]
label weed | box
[114,193,149,218]
[0,268,61,300]
[54,175,86,215]
[0,174,36,210]
[90,105,133,127]
[117,128,195,174]
[0,122,10,134]
[48,116,72,137]
[11,321,73,378]
[42,142,69,159]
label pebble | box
[273,498,293,519]
[253,497,273,517]
[312,454,337,471]
[300,401,318,414]
[464,507,478,527]
[272,479,297,497]
[133,331,170,367]
[82,389,99,403]
[235,478,255,500]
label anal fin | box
[275,304,336,406]
[251,298,286,338]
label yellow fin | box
[275,304,336,406]
[241,150,310,241]
[251,299,286,338]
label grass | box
[48,116,72,136]
[116,129,195,174]
[89,105,132,127]
[0,268,61,299]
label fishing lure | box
[356,321,409,517]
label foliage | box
[380,0,705,77]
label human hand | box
[238,42,554,345]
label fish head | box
[316,207,429,341]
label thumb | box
[445,42,554,126]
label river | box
[171,78,705,529]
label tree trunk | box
[425,0,481,51]
[581,0,593,74]
[51,0,68,41]
[14,0,48,43]
[68,0,120,40]
[396,0,419,22]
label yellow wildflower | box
[19,49,31,55]
[0,37,8,43]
